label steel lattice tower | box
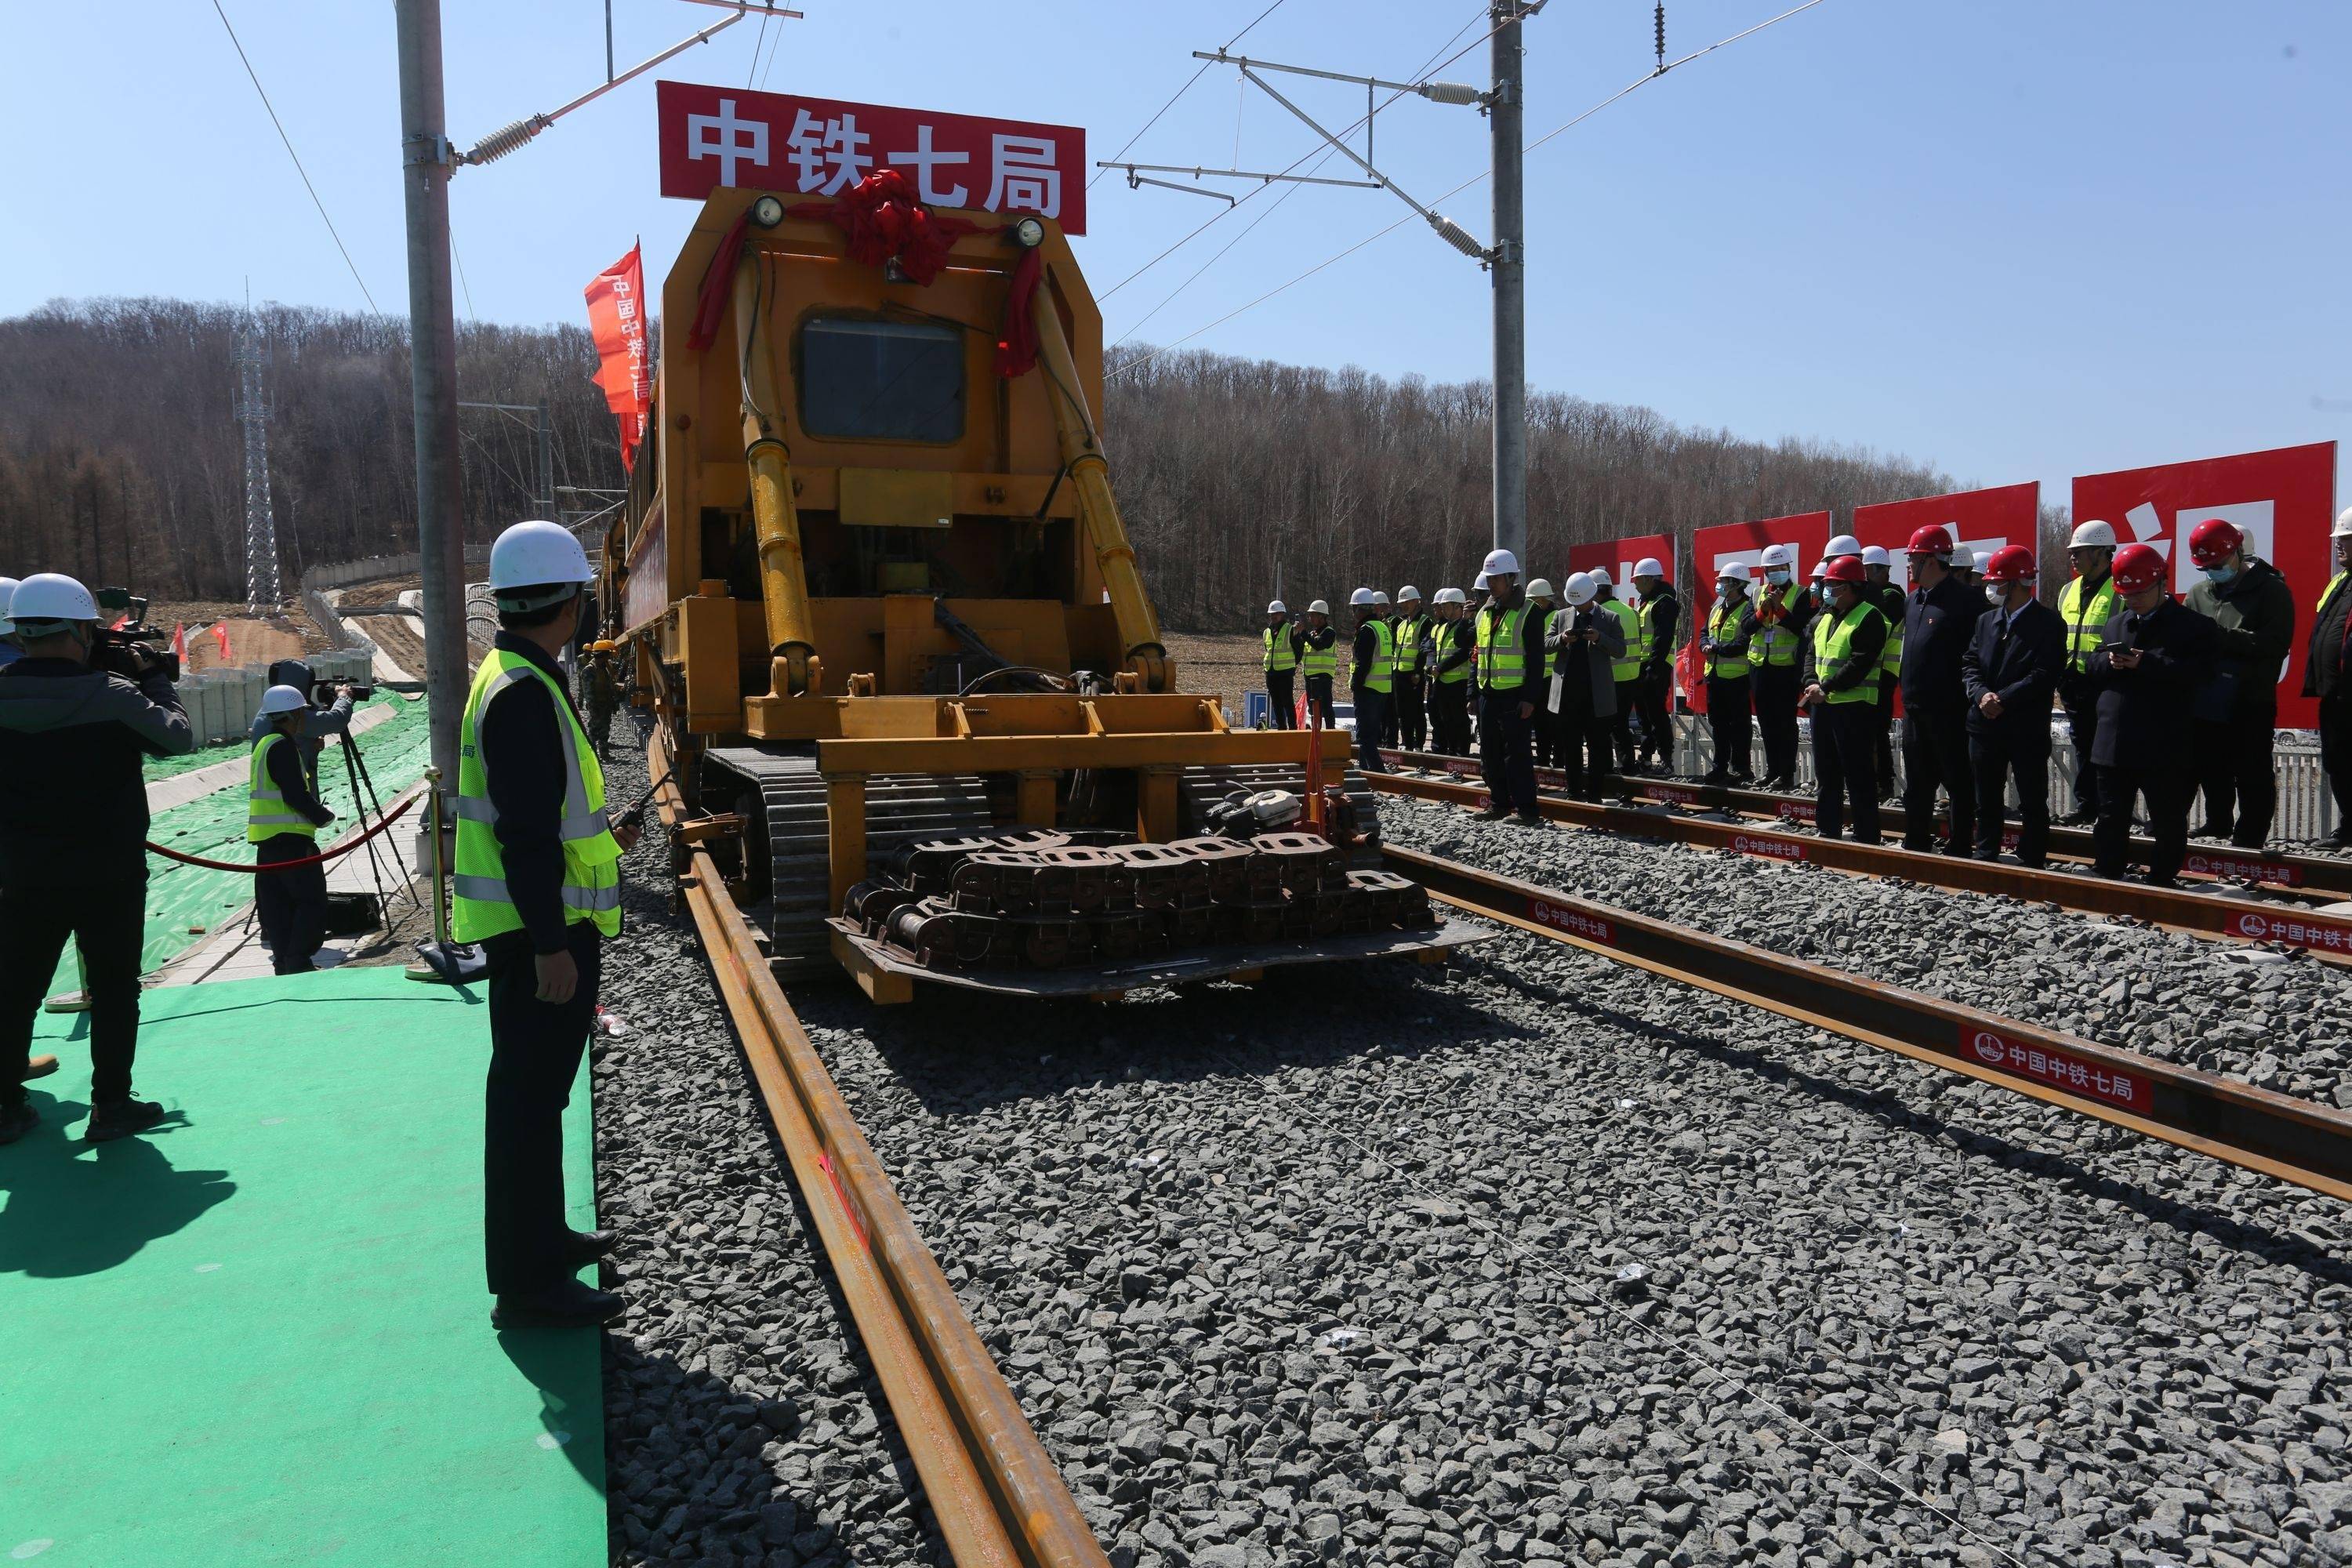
[234,315,280,614]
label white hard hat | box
[1809,559,1829,579]
[1349,587,1377,608]
[1563,572,1597,606]
[1473,573,1489,590]
[1715,562,1749,583]
[1481,547,1519,579]
[1433,586,1467,605]
[1759,543,1795,570]
[258,684,311,718]
[6,572,98,626]
[1588,566,1613,586]
[1371,590,1390,607]
[1266,599,1287,615]
[488,519,594,596]
[0,575,17,635]
[2069,519,2118,550]
[1972,550,1993,572]
[1826,533,1862,558]
[1860,545,1892,567]
[1632,557,1666,580]
[1396,585,1423,603]
[1525,578,1555,601]
[1307,598,1330,615]
[2335,507,2352,540]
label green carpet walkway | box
[0,967,604,1567]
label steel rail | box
[652,739,1111,1568]
[1382,842,2352,1203]
[1379,748,2350,898]
[1367,764,2352,964]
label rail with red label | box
[1964,1026,2154,1112]
[1526,897,1616,946]
[656,82,1087,233]
[2230,908,2352,956]
[2184,851,2307,889]
[1732,832,1808,862]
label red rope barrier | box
[144,793,420,873]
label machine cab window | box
[798,316,964,443]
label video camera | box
[266,659,374,706]
[89,587,180,684]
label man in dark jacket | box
[2089,543,2220,885]
[2182,518,2294,848]
[2303,510,2352,846]
[1473,551,1546,825]
[1545,573,1624,800]
[249,685,339,975]
[1698,567,1755,784]
[1426,589,1475,756]
[0,573,194,1145]
[1346,589,1392,775]
[246,663,354,779]
[1897,525,1979,857]
[1961,546,2066,866]
[1628,561,1679,772]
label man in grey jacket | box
[0,574,194,1144]
[1547,572,1626,800]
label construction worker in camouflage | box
[583,639,624,760]
[458,521,640,1331]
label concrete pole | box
[536,397,555,518]
[1489,3,1527,563]
[396,0,468,804]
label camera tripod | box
[331,722,422,938]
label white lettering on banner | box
[1733,833,1808,862]
[1653,785,1700,804]
[987,134,1062,217]
[1528,898,1616,945]
[887,124,970,205]
[786,109,873,194]
[1965,1027,2152,1112]
[2187,851,2302,887]
[1775,800,1817,822]
[2234,909,2352,952]
[687,98,768,187]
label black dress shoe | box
[0,1102,37,1146]
[85,1098,169,1143]
[492,1279,626,1330]
[564,1228,618,1268]
[1473,805,1511,822]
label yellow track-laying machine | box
[604,182,1475,1000]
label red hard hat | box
[1982,544,2035,584]
[2187,517,2243,567]
[1906,524,1955,558]
[2111,542,2166,593]
[1822,557,1867,585]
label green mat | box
[1,967,604,1566]
[44,697,435,998]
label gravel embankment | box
[593,735,945,1568]
[798,864,2352,1568]
[1377,794,2352,1109]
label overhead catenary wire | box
[1087,0,1294,194]
[1109,0,1831,380]
[209,0,382,316]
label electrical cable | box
[1088,0,1294,193]
[1109,0,1833,379]
[209,0,382,316]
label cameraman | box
[0,573,194,1145]
[250,685,337,975]
[247,660,354,787]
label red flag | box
[584,242,653,471]
[1675,637,1704,716]
[212,623,231,661]
[172,623,189,665]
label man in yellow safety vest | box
[2303,508,2352,846]
[1261,600,1300,729]
[2055,519,2122,824]
[1801,557,1889,842]
[1473,550,1544,824]
[458,520,641,1331]
[249,684,336,975]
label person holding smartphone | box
[2085,543,2220,886]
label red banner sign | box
[1526,896,1617,945]
[2072,442,2337,729]
[1568,532,1673,590]
[1852,481,2041,590]
[1731,831,1807,862]
[1964,1026,2154,1112]
[583,244,652,472]
[655,82,1087,234]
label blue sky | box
[3,1,2345,503]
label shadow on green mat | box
[0,1094,235,1279]
[498,1327,607,1494]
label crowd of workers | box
[0,521,634,1330]
[1264,505,2352,880]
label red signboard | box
[2072,443,2337,729]
[1686,513,1831,713]
[655,82,1087,234]
[1964,1026,2154,1113]
[1569,533,1673,590]
[583,243,652,472]
[1852,481,2041,591]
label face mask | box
[1766,568,1791,586]
[1715,587,1733,604]
[1985,584,2002,605]
[2203,564,2238,585]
